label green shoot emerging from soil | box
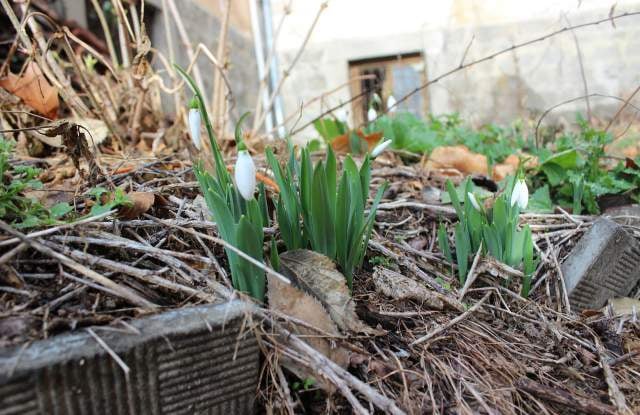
[266,145,387,289]
[440,176,537,297]
[176,65,267,302]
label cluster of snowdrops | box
[179,68,536,301]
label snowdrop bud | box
[335,108,349,123]
[235,150,257,200]
[188,101,201,150]
[510,179,529,209]
[370,138,392,158]
[367,107,377,122]
[467,192,481,211]
[387,95,397,113]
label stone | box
[561,218,640,312]
[604,204,640,227]
[0,300,258,415]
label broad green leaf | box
[234,215,265,301]
[541,149,579,169]
[313,117,347,142]
[527,185,554,213]
[26,179,43,190]
[50,202,72,219]
[310,161,330,255]
[540,163,566,186]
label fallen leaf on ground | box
[0,62,59,118]
[492,153,538,181]
[268,274,349,390]
[408,237,428,251]
[112,164,136,175]
[331,129,383,153]
[0,265,23,288]
[372,267,444,309]
[280,250,385,335]
[118,192,155,219]
[424,145,488,176]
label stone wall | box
[272,0,640,137]
[145,0,258,119]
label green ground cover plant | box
[314,112,640,214]
[0,136,72,228]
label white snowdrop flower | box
[467,192,481,211]
[188,107,202,150]
[510,179,529,209]
[387,95,397,113]
[235,150,257,200]
[367,107,377,122]
[335,108,349,123]
[371,138,392,158]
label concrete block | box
[604,204,640,227]
[561,218,640,312]
[0,301,258,415]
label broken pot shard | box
[561,218,640,312]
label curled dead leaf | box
[280,250,385,335]
[118,192,155,219]
[492,153,538,181]
[372,267,444,310]
[268,274,349,391]
[331,129,383,153]
[424,145,488,176]
[0,62,59,119]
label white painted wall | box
[271,0,640,137]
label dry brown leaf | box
[424,145,488,176]
[492,153,538,181]
[118,192,155,219]
[372,267,444,310]
[331,129,383,153]
[368,359,396,378]
[0,265,23,288]
[268,274,349,390]
[280,250,385,335]
[492,163,516,182]
[0,62,59,118]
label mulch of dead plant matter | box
[1,150,639,415]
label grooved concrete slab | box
[604,204,640,227]
[0,301,258,415]
[561,218,640,312]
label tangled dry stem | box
[0,155,637,414]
